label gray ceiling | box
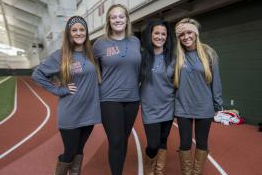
[0,0,48,51]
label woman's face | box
[70,23,86,46]
[151,25,167,49]
[109,7,127,34]
[178,30,197,50]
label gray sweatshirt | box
[32,50,101,129]
[93,36,141,102]
[174,49,223,119]
[141,54,175,124]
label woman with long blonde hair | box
[174,18,223,175]
[32,16,101,175]
[93,4,141,175]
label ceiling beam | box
[8,24,34,35]
[2,0,46,18]
[0,0,12,46]
[4,4,41,26]
[8,25,35,38]
[11,39,30,46]
[35,0,48,6]
[5,16,38,34]
[8,23,36,36]
[10,33,34,43]
[11,40,30,50]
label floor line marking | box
[0,79,50,159]
[132,128,144,175]
[172,122,228,175]
[0,76,11,84]
[0,80,17,125]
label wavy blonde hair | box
[104,4,132,39]
[174,18,213,88]
[60,16,102,86]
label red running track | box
[0,77,262,175]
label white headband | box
[175,23,199,37]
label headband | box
[175,23,199,37]
[67,16,87,29]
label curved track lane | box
[1,77,262,175]
[0,77,141,175]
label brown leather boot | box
[55,160,71,175]
[155,149,167,175]
[192,149,208,175]
[69,154,83,175]
[178,150,193,175]
[143,153,158,175]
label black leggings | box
[101,101,139,175]
[177,117,212,151]
[59,125,94,163]
[144,120,173,158]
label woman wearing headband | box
[32,16,102,175]
[174,18,223,175]
[140,20,175,175]
[93,4,141,175]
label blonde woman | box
[174,18,223,175]
[32,16,101,175]
[93,4,141,175]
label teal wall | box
[196,0,262,125]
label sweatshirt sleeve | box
[31,50,70,97]
[92,38,102,60]
[211,51,223,112]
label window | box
[98,2,105,16]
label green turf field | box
[0,77,16,121]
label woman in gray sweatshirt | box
[140,20,175,175]
[32,16,102,175]
[93,4,141,175]
[174,18,223,175]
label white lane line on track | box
[132,128,144,175]
[0,80,17,125]
[172,122,228,175]
[0,79,50,159]
[0,76,11,84]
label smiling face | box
[109,7,127,35]
[178,30,197,50]
[70,23,86,48]
[151,25,167,51]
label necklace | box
[82,59,88,72]
[152,54,165,71]
[185,51,198,66]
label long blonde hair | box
[60,16,102,86]
[174,18,213,88]
[104,4,132,39]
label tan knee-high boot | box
[192,149,208,175]
[155,149,167,175]
[144,153,158,175]
[55,160,71,175]
[69,154,83,175]
[178,150,193,175]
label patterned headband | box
[175,23,199,37]
[67,16,87,29]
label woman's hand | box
[68,83,77,94]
